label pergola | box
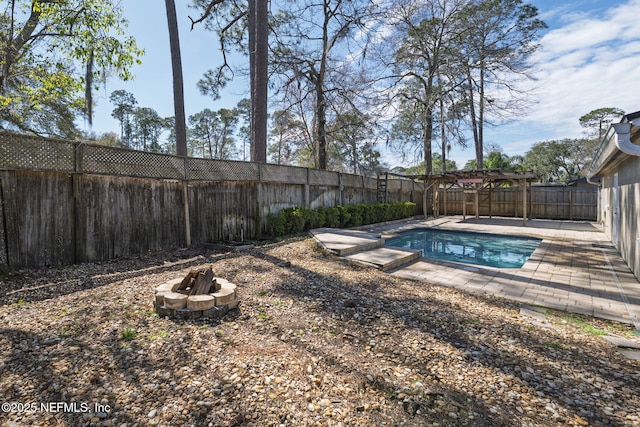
[392,169,538,225]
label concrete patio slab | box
[312,216,640,328]
[344,246,421,271]
[309,228,383,256]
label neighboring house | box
[587,111,640,280]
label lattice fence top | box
[341,173,364,187]
[0,132,75,172]
[189,158,259,182]
[260,163,307,184]
[0,132,420,190]
[309,169,339,186]
[82,145,185,180]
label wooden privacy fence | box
[0,133,597,270]
[439,186,598,221]
[0,132,421,269]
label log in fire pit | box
[154,267,239,319]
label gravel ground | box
[1,237,639,427]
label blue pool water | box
[386,229,541,268]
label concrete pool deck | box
[311,216,640,328]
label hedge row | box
[266,201,416,237]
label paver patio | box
[312,216,640,328]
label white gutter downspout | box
[612,122,640,156]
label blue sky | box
[86,0,639,169]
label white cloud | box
[496,0,640,143]
[459,0,640,165]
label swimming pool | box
[385,229,541,268]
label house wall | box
[600,155,640,280]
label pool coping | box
[311,216,640,328]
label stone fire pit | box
[154,267,239,319]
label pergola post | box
[433,179,439,218]
[443,182,448,216]
[462,189,466,220]
[489,182,493,218]
[522,178,527,225]
[423,177,428,220]
[474,185,479,222]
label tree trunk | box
[316,80,328,170]
[440,94,446,173]
[466,67,480,170]
[477,62,485,170]
[249,0,268,163]
[423,108,433,175]
[165,0,187,157]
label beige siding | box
[599,155,640,280]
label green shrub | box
[386,202,401,221]
[344,205,363,227]
[284,208,306,234]
[373,204,386,223]
[361,203,374,225]
[322,207,341,228]
[337,206,351,227]
[266,212,286,237]
[265,201,416,238]
[402,202,416,218]
[301,208,322,230]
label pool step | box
[310,228,384,256]
[343,247,422,272]
[310,228,421,271]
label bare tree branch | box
[188,0,226,30]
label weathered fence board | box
[1,170,75,268]
[189,181,259,244]
[439,187,597,220]
[0,177,9,271]
[79,175,185,262]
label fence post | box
[182,156,191,247]
[257,163,263,236]
[73,142,85,263]
[569,188,574,221]
[0,175,8,272]
[305,168,310,209]
[522,179,527,225]
[338,172,344,206]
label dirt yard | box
[0,237,638,426]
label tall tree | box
[323,106,385,175]
[268,109,307,165]
[385,0,470,175]
[271,0,375,169]
[190,0,267,162]
[249,0,268,162]
[523,139,590,182]
[131,107,166,152]
[188,109,217,158]
[109,90,138,147]
[188,107,239,159]
[579,107,625,142]
[457,0,545,169]
[165,0,188,157]
[0,0,143,137]
[235,98,251,160]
